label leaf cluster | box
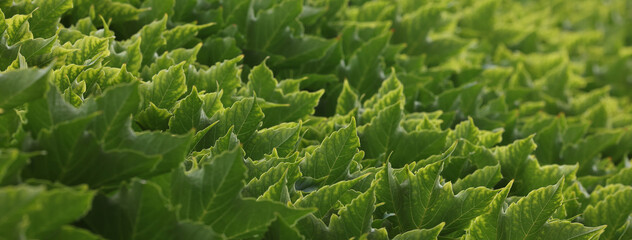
[1,0,632,239]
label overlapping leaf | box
[0,0,630,239]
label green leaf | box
[258,170,291,203]
[0,66,50,109]
[494,136,536,179]
[336,80,359,115]
[25,83,192,187]
[0,38,20,70]
[244,61,324,127]
[164,44,201,67]
[264,217,305,240]
[205,97,264,145]
[261,90,324,128]
[453,165,502,193]
[24,83,83,135]
[295,175,367,219]
[8,53,28,70]
[171,146,313,238]
[1,1,630,239]
[101,65,137,89]
[169,87,204,134]
[202,91,224,117]
[343,33,390,96]
[538,64,569,100]
[435,83,483,118]
[499,179,564,240]
[393,4,442,54]
[70,0,143,24]
[244,122,302,160]
[245,152,299,182]
[186,55,243,105]
[532,221,605,240]
[583,186,632,239]
[0,149,29,185]
[458,0,498,37]
[47,225,105,240]
[212,198,313,239]
[532,115,566,165]
[360,71,405,124]
[29,0,73,38]
[138,15,167,66]
[247,60,278,99]
[606,167,632,186]
[614,217,632,240]
[209,126,241,157]
[174,221,223,240]
[0,9,6,35]
[83,82,141,148]
[513,159,577,196]
[392,222,445,240]
[19,34,57,66]
[84,179,178,240]
[171,146,246,221]
[243,161,300,198]
[294,214,329,239]
[442,186,499,233]
[0,109,21,148]
[5,14,33,46]
[424,37,470,64]
[360,103,448,167]
[300,118,359,185]
[52,64,84,90]
[141,62,187,109]
[172,0,198,22]
[560,131,622,174]
[107,37,143,74]
[198,37,242,66]
[245,0,302,52]
[453,117,480,144]
[136,102,172,130]
[387,129,449,168]
[329,187,376,239]
[268,35,336,68]
[0,185,94,239]
[359,103,403,160]
[376,161,496,234]
[171,142,246,216]
[139,0,174,25]
[66,36,110,65]
[463,181,513,240]
[163,23,214,51]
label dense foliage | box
[1,0,632,239]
